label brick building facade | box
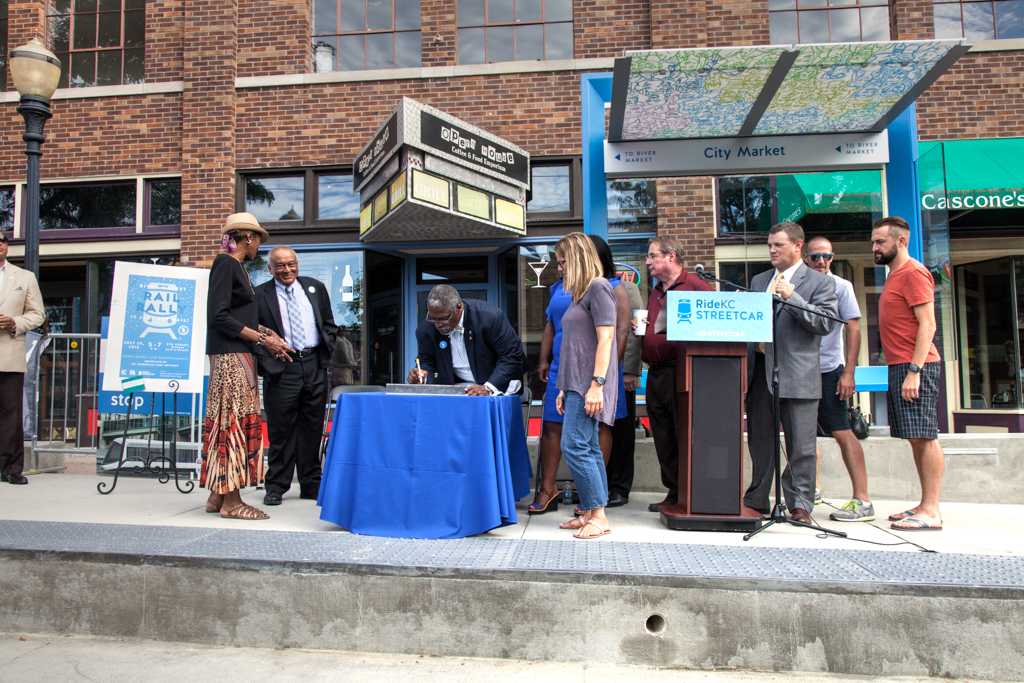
[1,0,1023,430]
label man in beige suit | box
[0,233,46,485]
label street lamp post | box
[9,37,61,279]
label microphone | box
[694,264,707,279]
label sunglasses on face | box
[806,253,834,262]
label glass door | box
[366,251,404,387]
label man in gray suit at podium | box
[744,222,839,524]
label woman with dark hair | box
[528,235,630,515]
[553,232,618,538]
[201,212,291,520]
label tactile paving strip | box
[1,520,1023,588]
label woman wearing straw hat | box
[202,212,291,520]
[553,232,618,539]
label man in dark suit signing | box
[256,246,337,505]
[407,284,525,395]
[745,222,838,525]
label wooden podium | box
[659,341,765,532]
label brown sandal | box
[528,486,560,514]
[205,494,224,514]
[220,503,269,520]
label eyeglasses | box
[556,259,566,267]
[425,309,458,325]
[806,253,834,262]
[645,251,667,262]
[272,261,298,271]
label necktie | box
[758,272,783,354]
[285,286,306,350]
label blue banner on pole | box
[667,291,773,342]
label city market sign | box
[605,131,889,179]
[921,191,1024,210]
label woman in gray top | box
[554,233,618,538]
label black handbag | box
[848,404,869,440]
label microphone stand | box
[694,268,848,541]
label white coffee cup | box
[631,309,648,336]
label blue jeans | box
[560,390,608,511]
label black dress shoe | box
[0,474,8,483]
[299,491,318,500]
[648,495,677,512]
[6,474,28,485]
[790,508,814,525]
[263,491,283,505]
[606,492,628,507]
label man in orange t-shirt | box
[872,216,944,532]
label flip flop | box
[888,509,917,522]
[559,516,586,530]
[573,519,611,539]
[891,516,942,531]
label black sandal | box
[528,486,560,514]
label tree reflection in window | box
[39,183,136,230]
[607,179,656,235]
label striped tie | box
[285,286,306,350]
[758,272,783,354]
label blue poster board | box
[98,317,206,416]
[667,291,773,343]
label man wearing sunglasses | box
[802,237,872,522]
[408,284,525,396]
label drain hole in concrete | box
[645,614,666,636]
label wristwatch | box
[592,375,606,386]
[908,363,921,374]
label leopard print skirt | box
[200,353,265,493]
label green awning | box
[920,139,1024,193]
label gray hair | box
[649,235,686,265]
[268,245,296,267]
[427,285,462,312]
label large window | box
[934,1,1024,39]
[312,0,421,72]
[717,171,883,238]
[240,169,361,228]
[769,0,890,43]
[457,0,572,64]
[49,0,145,88]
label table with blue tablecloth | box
[317,393,532,539]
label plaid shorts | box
[887,362,941,440]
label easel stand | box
[684,271,847,541]
[98,380,194,495]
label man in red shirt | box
[640,235,712,512]
[872,216,945,531]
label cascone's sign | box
[354,114,398,189]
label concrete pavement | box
[0,633,1015,683]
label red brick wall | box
[6,0,47,93]
[235,71,591,170]
[574,0,651,58]
[651,0,706,49]
[656,177,715,266]
[238,0,311,77]
[421,0,455,67]
[180,0,238,266]
[146,0,185,82]
[707,1,769,47]
[916,52,1024,141]
[891,0,933,40]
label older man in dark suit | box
[745,222,838,524]
[256,246,337,505]
[407,284,524,395]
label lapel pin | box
[440,340,448,349]
[308,286,315,293]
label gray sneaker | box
[830,498,875,522]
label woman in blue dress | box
[529,235,630,513]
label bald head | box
[803,236,834,274]
[269,246,299,286]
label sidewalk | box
[2,471,1021,556]
[2,633,1013,683]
